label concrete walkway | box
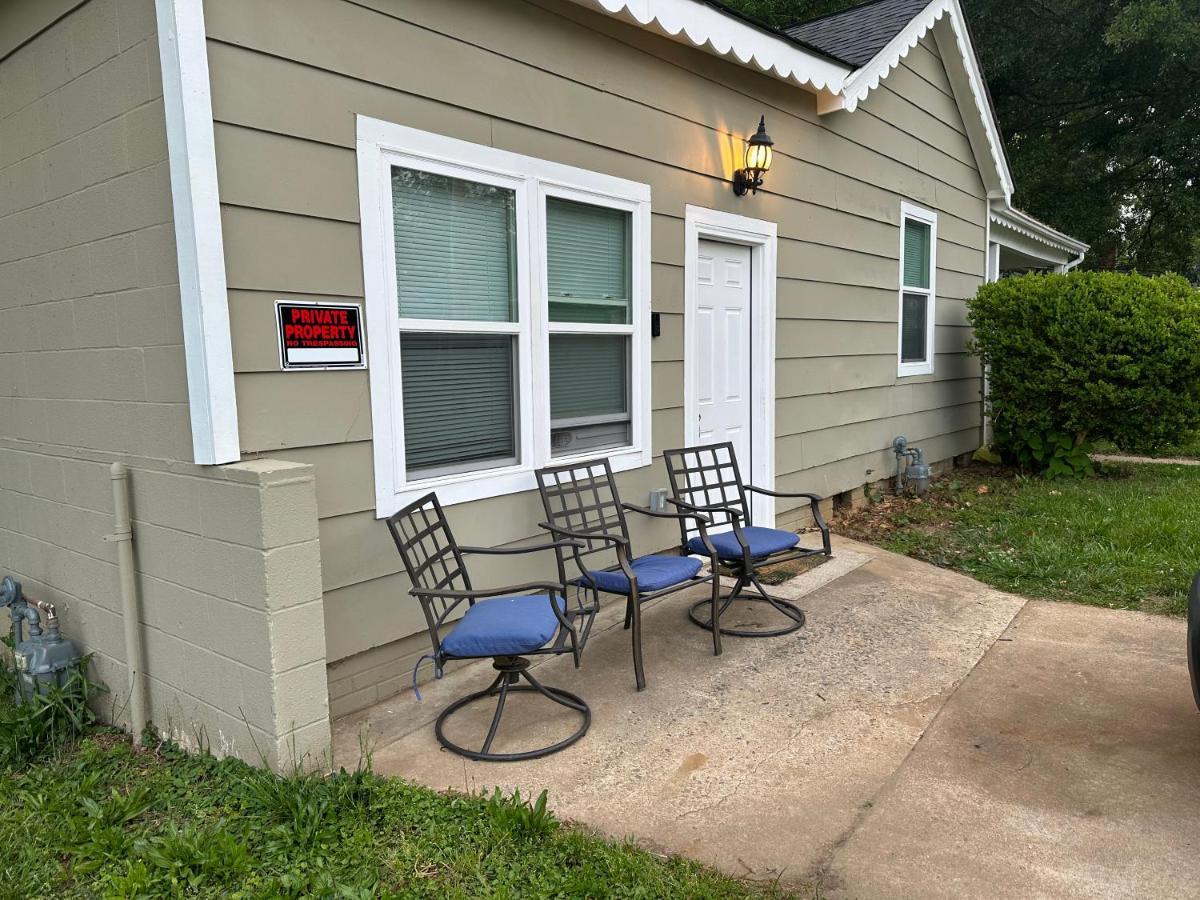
[1092,452,1200,466]
[334,538,1200,897]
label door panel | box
[695,240,752,473]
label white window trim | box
[897,201,938,378]
[356,117,652,517]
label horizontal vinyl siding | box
[203,0,985,673]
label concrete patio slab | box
[826,600,1200,899]
[335,538,1027,887]
[336,539,1199,896]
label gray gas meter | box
[2,575,83,702]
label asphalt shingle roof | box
[784,0,933,68]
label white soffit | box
[563,0,851,98]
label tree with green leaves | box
[723,0,1200,280]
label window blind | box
[546,197,631,324]
[903,219,931,289]
[401,333,517,474]
[392,167,516,322]
[549,334,629,421]
[900,293,928,363]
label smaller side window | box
[898,203,937,377]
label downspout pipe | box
[109,463,147,746]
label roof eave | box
[563,0,852,99]
[990,203,1091,256]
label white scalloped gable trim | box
[567,0,1014,202]
[567,0,851,94]
[990,208,1090,255]
[840,0,1011,199]
[839,0,950,112]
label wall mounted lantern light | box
[733,116,774,196]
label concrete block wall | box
[0,0,192,461]
[0,447,332,768]
[132,458,331,767]
[0,0,332,771]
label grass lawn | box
[837,462,1200,616]
[0,712,788,900]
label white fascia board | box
[155,0,240,465]
[563,0,851,100]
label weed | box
[484,787,558,839]
[0,655,104,769]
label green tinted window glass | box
[900,293,928,363]
[401,333,517,474]
[903,218,931,289]
[392,167,516,322]
[547,197,631,324]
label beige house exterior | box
[0,0,1084,768]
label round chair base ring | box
[689,591,806,638]
[434,675,591,762]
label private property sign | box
[276,301,366,370]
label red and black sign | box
[276,301,365,370]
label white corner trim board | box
[155,0,240,465]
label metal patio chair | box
[663,441,832,638]
[535,457,722,692]
[385,492,598,762]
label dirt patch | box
[755,553,829,585]
[833,464,1009,544]
[714,554,828,584]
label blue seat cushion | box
[687,526,800,561]
[582,554,703,594]
[440,594,564,659]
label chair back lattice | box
[535,458,631,567]
[385,492,472,646]
[662,442,752,547]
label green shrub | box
[969,271,1200,468]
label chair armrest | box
[458,540,581,556]
[666,498,743,519]
[747,485,823,503]
[622,503,719,560]
[411,581,567,602]
[621,503,711,524]
[537,522,630,548]
[747,485,831,551]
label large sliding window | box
[897,202,937,377]
[358,118,652,514]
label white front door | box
[694,240,753,469]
